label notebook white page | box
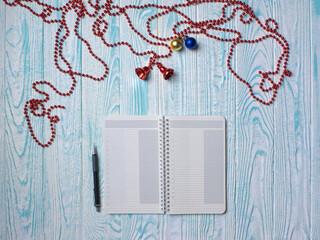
[166,116,226,214]
[103,116,162,214]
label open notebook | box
[103,116,226,214]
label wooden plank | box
[118,1,161,238]
[273,0,312,238]
[220,8,237,240]
[81,3,122,239]
[196,2,236,239]
[0,1,7,239]
[235,0,275,238]
[4,2,45,239]
[42,2,82,239]
[311,0,320,238]
[158,1,198,239]
[119,1,159,116]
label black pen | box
[92,144,101,211]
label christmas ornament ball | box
[170,38,183,51]
[185,37,197,49]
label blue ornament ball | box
[185,37,197,49]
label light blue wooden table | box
[1,0,320,239]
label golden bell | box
[170,38,183,51]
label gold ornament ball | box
[170,38,183,51]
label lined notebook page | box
[103,116,162,214]
[166,116,226,214]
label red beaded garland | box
[4,0,291,147]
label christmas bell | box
[157,63,174,80]
[135,66,150,80]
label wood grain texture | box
[4,2,45,240]
[42,2,83,239]
[81,2,121,239]
[274,0,311,239]
[196,2,236,240]
[0,2,7,240]
[158,1,197,239]
[119,1,161,239]
[235,0,275,239]
[311,0,320,238]
[0,0,319,239]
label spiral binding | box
[159,117,165,212]
[159,117,170,213]
[165,118,170,213]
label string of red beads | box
[4,0,291,147]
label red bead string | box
[4,0,291,147]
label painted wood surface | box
[1,2,6,239]
[3,1,45,239]
[42,1,83,239]
[1,0,319,239]
[311,1,320,239]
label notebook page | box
[103,116,162,214]
[166,116,226,214]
